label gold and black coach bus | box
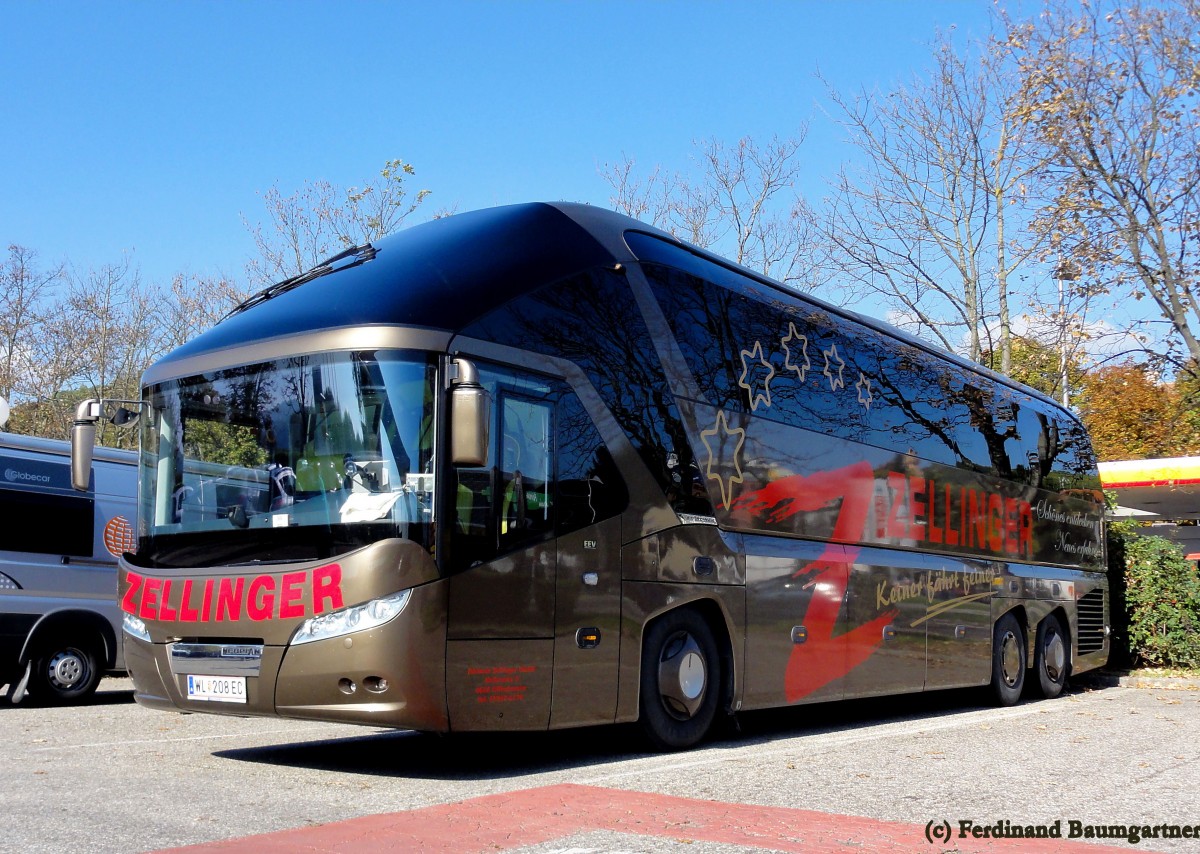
[72,203,1108,749]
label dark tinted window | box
[627,233,1101,488]
[0,488,94,557]
[460,268,711,519]
[557,392,629,535]
[448,366,628,572]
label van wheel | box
[1034,613,1070,699]
[639,609,720,751]
[990,613,1026,707]
[27,640,101,705]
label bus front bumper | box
[123,580,449,731]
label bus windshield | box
[136,350,437,567]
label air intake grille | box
[1076,588,1106,655]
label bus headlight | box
[290,589,412,646]
[123,613,151,642]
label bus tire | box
[1034,613,1070,699]
[638,608,720,751]
[990,613,1026,707]
[26,639,101,705]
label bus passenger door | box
[446,387,558,730]
[549,390,625,728]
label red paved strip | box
[160,783,1135,853]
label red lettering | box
[943,484,960,546]
[1019,500,1033,558]
[312,564,343,613]
[885,472,908,539]
[200,578,214,622]
[121,571,142,615]
[158,579,178,621]
[216,577,244,622]
[926,478,943,544]
[969,490,988,549]
[988,493,1004,553]
[908,475,926,541]
[178,579,199,621]
[246,575,275,621]
[139,577,161,621]
[1004,497,1019,554]
[279,572,306,619]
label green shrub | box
[1123,534,1200,669]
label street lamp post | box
[1053,263,1079,408]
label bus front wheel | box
[638,608,720,751]
[990,613,1026,707]
[27,639,101,705]
[1034,613,1070,699]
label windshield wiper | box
[224,243,378,319]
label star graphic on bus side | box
[856,373,873,410]
[699,410,746,509]
[823,343,845,392]
[737,341,775,412]
[781,323,810,382]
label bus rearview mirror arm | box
[70,397,148,492]
[449,359,491,467]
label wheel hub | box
[48,651,87,690]
[658,632,707,719]
[1000,630,1021,687]
[1043,630,1066,682]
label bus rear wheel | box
[990,613,1026,707]
[639,609,720,751]
[27,639,101,705]
[1034,613,1070,699]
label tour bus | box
[1,431,137,704]
[71,203,1108,749]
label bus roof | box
[153,201,1073,420]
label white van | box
[0,432,137,704]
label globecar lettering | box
[121,564,343,622]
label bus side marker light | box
[576,628,601,649]
[791,626,807,645]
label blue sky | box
[1,1,996,286]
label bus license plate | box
[186,675,247,703]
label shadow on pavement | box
[213,679,1109,780]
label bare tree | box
[0,245,63,403]
[816,35,1049,365]
[601,132,815,286]
[58,258,166,447]
[1006,0,1200,374]
[245,158,431,287]
[158,272,254,351]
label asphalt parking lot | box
[2,677,1197,853]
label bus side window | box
[556,393,628,535]
[498,396,554,550]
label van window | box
[0,488,94,557]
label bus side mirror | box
[71,399,102,491]
[450,359,491,467]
